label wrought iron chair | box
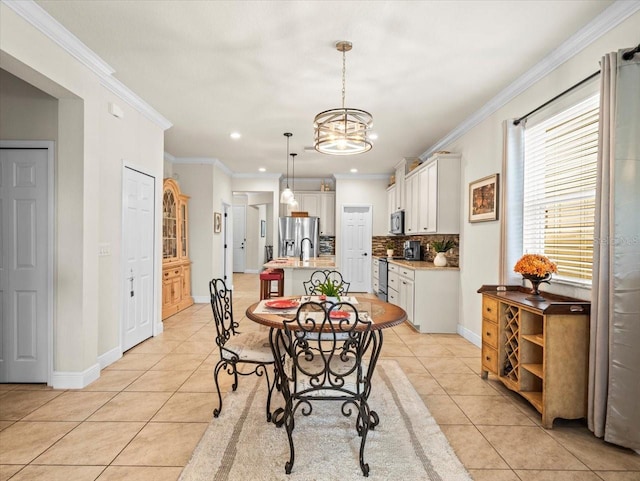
[303,270,351,296]
[209,278,276,421]
[271,300,380,476]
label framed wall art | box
[469,174,499,223]
[214,212,222,233]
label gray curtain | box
[589,48,640,451]
[500,120,524,285]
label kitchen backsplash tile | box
[319,236,335,255]
[372,234,459,267]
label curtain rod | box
[513,70,600,126]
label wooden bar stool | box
[260,269,284,300]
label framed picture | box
[260,220,266,238]
[469,174,499,223]
[214,212,222,233]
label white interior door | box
[232,205,246,272]
[223,204,231,282]
[341,205,372,292]
[122,167,155,351]
[0,146,50,382]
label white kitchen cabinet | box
[319,192,335,236]
[372,258,379,294]
[391,159,406,212]
[387,261,459,333]
[288,192,320,217]
[402,153,461,235]
[387,184,396,219]
[405,172,420,234]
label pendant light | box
[279,132,293,203]
[314,41,373,155]
[288,153,299,209]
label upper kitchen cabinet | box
[319,192,335,236]
[287,191,335,236]
[404,153,461,234]
[392,159,406,212]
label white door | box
[340,206,372,292]
[223,204,231,282]
[122,167,155,351]
[0,147,50,382]
[232,205,246,272]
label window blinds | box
[523,94,599,282]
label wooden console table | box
[478,285,590,428]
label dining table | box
[245,295,407,421]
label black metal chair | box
[303,270,351,296]
[271,300,380,476]
[209,278,276,421]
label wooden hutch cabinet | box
[162,178,193,319]
[478,285,590,428]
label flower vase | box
[523,274,551,301]
[434,252,447,267]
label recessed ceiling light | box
[230,132,241,140]
[258,167,266,172]
[350,168,358,173]
[369,132,378,140]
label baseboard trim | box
[192,295,209,304]
[457,324,481,348]
[51,363,100,389]
[98,346,122,370]
[244,269,259,274]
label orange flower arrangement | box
[514,254,557,278]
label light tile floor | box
[1,273,638,480]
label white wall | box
[445,11,640,344]
[167,161,233,300]
[1,4,165,384]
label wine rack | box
[502,304,520,388]
[478,285,590,428]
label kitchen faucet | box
[300,237,313,261]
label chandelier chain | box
[341,48,346,109]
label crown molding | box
[163,152,176,163]
[420,0,640,160]
[2,0,172,130]
[333,173,389,180]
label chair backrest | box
[303,270,351,296]
[209,278,238,350]
[273,301,373,400]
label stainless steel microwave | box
[390,211,404,235]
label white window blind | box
[523,94,599,283]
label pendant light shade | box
[288,153,298,208]
[314,41,373,155]
[280,132,293,203]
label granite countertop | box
[374,256,459,271]
[264,257,337,269]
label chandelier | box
[314,41,373,155]
[279,132,293,203]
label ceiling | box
[36,0,613,177]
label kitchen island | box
[263,257,337,296]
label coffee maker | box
[403,240,421,260]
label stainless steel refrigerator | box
[278,216,320,259]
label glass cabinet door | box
[163,190,177,259]
[180,203,188,258]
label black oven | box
[377,257,389,302]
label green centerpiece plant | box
[317,278,341,302]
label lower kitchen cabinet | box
[388,262,459,333]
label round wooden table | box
[246,295,407,330]
[246,296,407,475]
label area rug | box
[179,360,472,481]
